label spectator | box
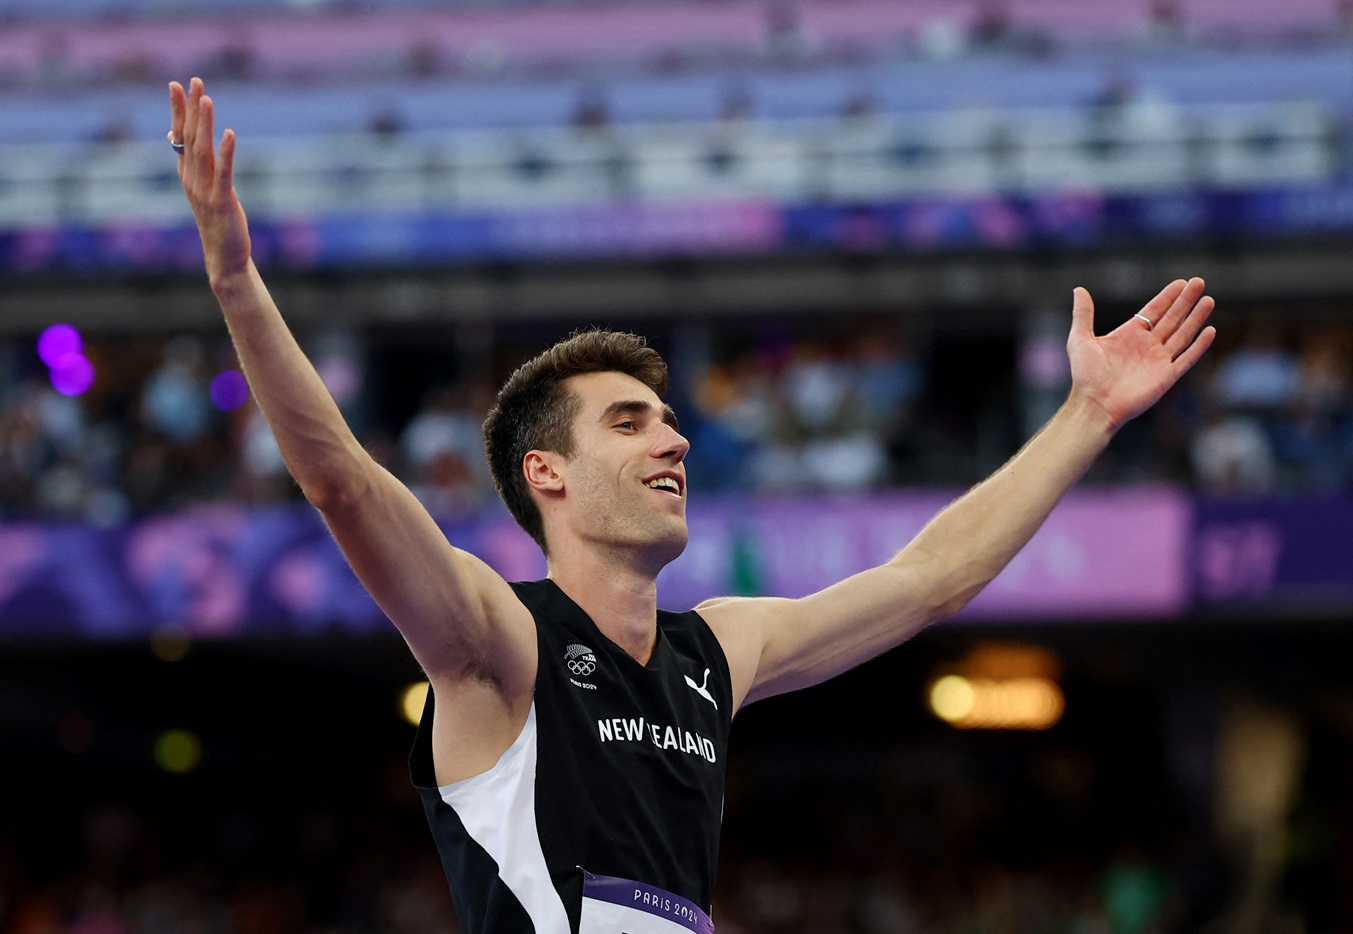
[1209,321,1298,414]
[140,337,213,449]
[1139,0,1187,48]
[399,380,495,519]
[1190,406,1277,494]
[570,84,611,134]
[763,1,813,63]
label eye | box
[615,420,637,431]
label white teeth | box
[646,478,679,494]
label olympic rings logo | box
[568,658,596,676]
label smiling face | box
[534,370,690,570]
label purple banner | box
[0,200,782,276]
[492,201,782,257]
[0,490,1191,639]
[0,505,545,639]
[1193,498,1353,609]
[5,184,1353,276]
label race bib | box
[578,871,715,934]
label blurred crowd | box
[16,0,1344,103]
[2,310,1350,526]
[1190,319,1353,495]
[0,825,1214,934]
[7,0,1352,155]
[1,801,459,934]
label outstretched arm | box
[702,279,1216,711]
[169,80,535,758]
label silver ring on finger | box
[1133,312,1154,330]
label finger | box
[1152,277,1205,339]
[1171,324,1217,377]
[1069,286,1096,341]
[1135,279,1187,329]
[1165,293,1215,360]
[196,94,215,159]
[168,81,186,147]
[186,94,217,195]
[217,128,237,198]
[182,77,204,151]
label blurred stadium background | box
[4,0,1353,930]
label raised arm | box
[702,278,1216,711]
[169,79,535,752]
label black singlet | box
[410,579,734,934]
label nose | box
[653,421,690,463]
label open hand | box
[1067,278,1216,431]
[169,77,251,287]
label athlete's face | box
[555,370,690,564]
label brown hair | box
[483,330,669,553]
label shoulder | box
[506,577,551,611]
[658,602,732,663]
[691,595,797,714]
[503,577,583,629]
[694,594,795,662]
[695,593,796,629]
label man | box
[168,77,1216,934]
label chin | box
[650,524,689,565]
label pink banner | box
[662,489,1191,619]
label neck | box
[547,549,661,665]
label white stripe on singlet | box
[436,704,570,934]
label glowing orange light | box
[400,681,430,727]
[928,675,1064,730]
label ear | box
[523,450,565,494]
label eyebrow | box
[599,399,680,431]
